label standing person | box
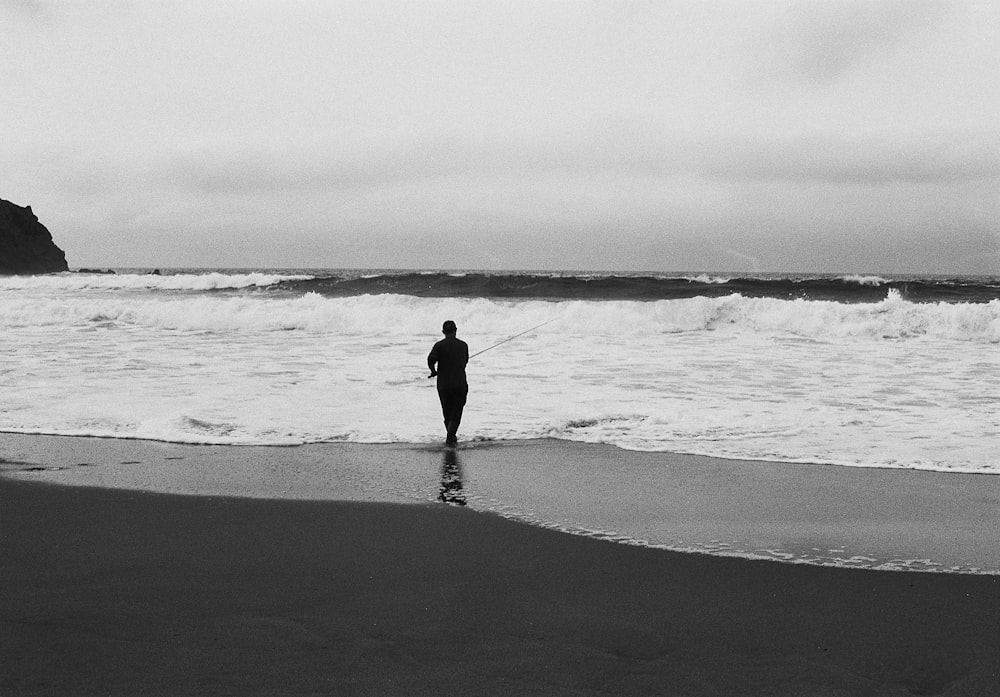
[427,320,469,447]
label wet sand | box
[4,434,999,573]
[2,435,999,695]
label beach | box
[3,435,998,696]
[5,0,999,689]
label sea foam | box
[2,277,997,472]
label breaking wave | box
[2,288,997,342]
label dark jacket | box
[428,336,469,390]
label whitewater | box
[1,270,997,475]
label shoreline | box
[4,428,997,476]
[3,433,999,575]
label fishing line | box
[469,317,558,360]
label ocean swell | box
[275,271,1000,303]
[0,271,311,292]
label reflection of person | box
[427,320,469,447]
[439,448,466,505]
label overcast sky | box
[3,0,997,273]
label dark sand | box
[3,470,999,695]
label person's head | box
[442,320,457,336]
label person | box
[427,320,469,447]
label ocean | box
[2,269,997,476]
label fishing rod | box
[469,317,558,360]
[422,317,558,381]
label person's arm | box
[427,345,438,378]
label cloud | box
[700,131,1000,185]
[0,0,128,24]
[0,0,49,21]
[754,0,950,85]
[156,125,999,201]
[4,1,995,274]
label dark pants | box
[437,385,468,442]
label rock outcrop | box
[0,199,69,274]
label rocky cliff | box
[0,199,69,274]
